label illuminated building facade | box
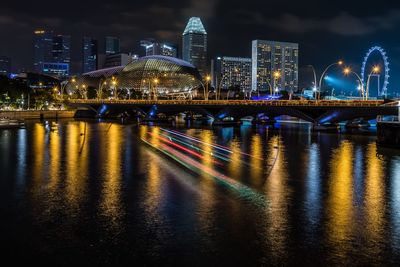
[252,40,298,93]
[182,17,207,78]
[33,30,71,76]
[82,37,98,73]
[140,39,178,58]
[105,36,120,55]
[218,57,252,92]
[119,55,202,98]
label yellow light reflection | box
[48,123,60,191]
[65,122,88,208]
[32,123,45,184]
[100,124,124,228]
[327,141,354,251]
[228,138,242,179]
[365,143,385,249]
[250,134,263,185]
[264,137,289,257]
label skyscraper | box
[182,17,207,77]
[140,39,178,58]
[82,37,98,73]
[216,57,252,92]
[33,30,53,73]
[251,40,298,93]
[0,56,11,76]
[105,36,120,55]
[33,30,71,76]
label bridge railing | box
[66,99,388,107]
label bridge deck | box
[67,99,390,107]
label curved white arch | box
[361,46,390,97]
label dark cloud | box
[1,0,400,92]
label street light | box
[273,71,281,95]
[366,65,380,100]
[152,78,159,100]
[317,60,344,100]
[343,67,365,100]
[97,80,107,99]
[205,75,211,100]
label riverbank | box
[0,110,76,120]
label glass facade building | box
[217,57,252,92]
[182,17,207,78]
[33,30,71,76]
[141,39,178,58]
[82,37,98,73]
[105,36,120,55]
[119,55,202,97]
[252,40,298,93]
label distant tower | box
[182,17,207,77]
[82,37,98,73]
[105,36,120,55]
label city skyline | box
[0,1,400,91]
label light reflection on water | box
[0,120,400,265]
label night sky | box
[1,0,400,93]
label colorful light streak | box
[160,128,264,160]
[141,132,266,207]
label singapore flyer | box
[361,46,390,97]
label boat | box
[0,118,25,129]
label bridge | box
[66,99,399,125]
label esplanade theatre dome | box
[119,55,203,97]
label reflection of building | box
[119,55,202,97]
[182,17,207,77]
[33,30,71,76]
[105,36,120,55]
[0,56,11,76]
[82,37,98,73]
[216,57,252,92]
[252,40,298,92]
[140,39,178,58]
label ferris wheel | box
[361,46,390,97]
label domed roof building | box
[119,55,203,98]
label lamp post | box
[80,84,87,99]
[308,65,317,99]
[152,78,159,100]
[273,71,281,95]
[343,67,365,100]
[317,60,343,100]
[366,65,380,100]
[205,75,211,101]
[97,80,107,99]
[60,78,76,100]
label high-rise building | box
[252,40,298,93]
[182,17,207,77]
[82,37,98,73]
[217,57,252,92]
[33,30,71,76]
[105,36,120,55]
[0,56,11,76]
[140,39,178,58]
[33,30,53,73]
